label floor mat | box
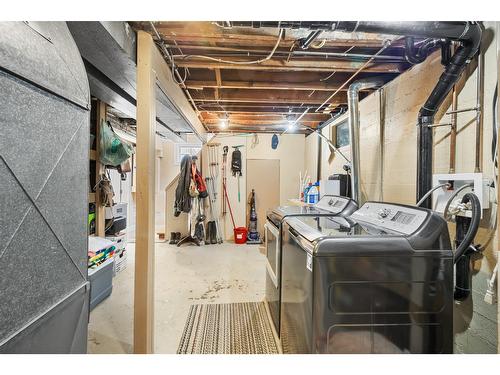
[177,302,279,354]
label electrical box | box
[431,173,491,218]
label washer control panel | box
[316,195,350,213]
[351,202,428,235]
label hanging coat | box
[174,154,193,216]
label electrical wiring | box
[320,71,336,82]
[314,37,401,113]
[149,22,189,86]
[310,39,326,49]
[179,28,284,65]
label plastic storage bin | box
[113,248,127,275]
[88,258,114,311]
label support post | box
[134,30,156,354]
[95,100,106,237]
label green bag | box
[99,120,134,166]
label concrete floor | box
[87,241,267,353]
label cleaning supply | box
[304,182,312,203]
[246,189,262,244]
[223,179,246,244]
[308,183,319,204]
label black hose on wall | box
[341,22,483,208]
[453,192,482,301]
[224,21,483,208]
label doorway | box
[246,159,280,235]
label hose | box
[453,192,481,263]
[416,182,451,207]
[443,183,474,221]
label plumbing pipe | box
[299,30,323,50]
[475,49,485,172]
[379,88,386,200]
[446,106,478,115]
[453,193,482,301]
[405,37,441,65]
[449,85,458,173]
[453,192,481,262]
[227,22,483,207]
[348,77,385,204]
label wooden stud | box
[95,100,106,237]
[134,30,157,354]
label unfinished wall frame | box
[134,30,206,354]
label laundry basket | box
[234,227,248,244]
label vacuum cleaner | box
[247,189,262,244]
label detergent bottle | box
[304,182,312,203]
[308,183,319,204]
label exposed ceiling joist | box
[186,79,368,91]
[130,21,411,133]
[174,57,403,73]
[190,88,348,105]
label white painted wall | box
[200,133,306,240]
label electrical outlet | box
[484,278,497,305]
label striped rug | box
[177,302,279,354]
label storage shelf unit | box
[89,98,107,237]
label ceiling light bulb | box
[288,121,296,131]
[220,118,228,129]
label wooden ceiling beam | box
[203,118,320,125]
[185,79,375,92]
[197,104,345,113]
[190,88,348,105]
[201,112,330,120]
[175,57,403,73]
[150,31,395,49]
[164,44,405,55]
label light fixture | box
[219,113,229,129]
[286,114,296,131]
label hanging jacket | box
[174,154,193,216]
[192,163,208,198]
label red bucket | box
[234,227,248,244]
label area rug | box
[177,302,279,354]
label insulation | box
[0,22,90,353]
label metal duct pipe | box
[348,77,385,204]
[334,23,483,208]
[227,21,482,206]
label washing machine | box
[264,195,358,336]
[280,201,453,354]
